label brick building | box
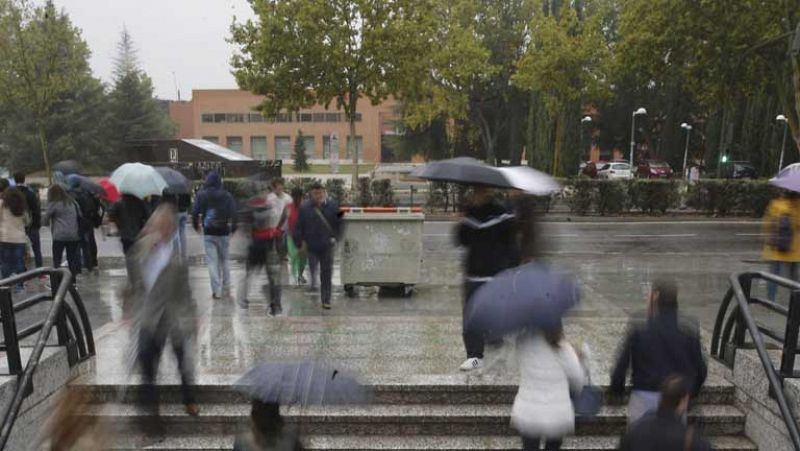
[168,89,398,163]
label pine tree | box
[293,130,309,172]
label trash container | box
[340,207,424,297]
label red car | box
[637,160,674,178]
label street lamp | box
[777,114,789,174]
[681,122,693,178]
[630,107,647,167]
[581,116,592,162]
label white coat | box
[510,331,587,439]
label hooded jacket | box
[192,171,237,236]
[456,201,516,279]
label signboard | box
[169,147,178,163]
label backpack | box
[771,213,794,253]
[75,191,101,229]
[202,192,234,231]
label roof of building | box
[182,139,253,161]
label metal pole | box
[682,129,691,179]
[629,113,636,167]
[778,122,788,174]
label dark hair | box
[652,277,678,312]
[291,187,304,203]
[271,177,285,188]
[48,184,71,204]
[658,375,690,413]
[543,321,564,348]
[2,188,27,217]
[310,182,324,191]
[13,173,25,184]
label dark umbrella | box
[235,360,370,406]
[53,160,82,176]
[66,174,104,196]
[154,167,192,195]
[411,157,513,188]
[465,262,581,340]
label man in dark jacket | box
[294,183,340,309]
[67,175,104,272]
[620,375,711,451]
[611,278,707,424]
[455,186,515,371]
[109,194,151,253]
[13,173,42,269]
[192,171,237,300]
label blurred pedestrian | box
[233,400,303,451]
[511,322,586,451]
[267,178,292,260]
[36,386,109,450]
[192,171,237,300]
[455,186,515,371]
[108,193,151,254]
[161,191,192,260]
[237,192,285,314]
[611,278,707,424]
[286,188,307,285]
[43,184,82,279]
[762,190,800,301]
[0,188,30,280]
[67,175,104,273]
[14,173,42,271]
[129,203,199,417]
[619,375,711,451]
[294,183,340,309]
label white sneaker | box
[459,358,483,372]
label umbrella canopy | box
[155,167,192,195]
[412,158,560,195]
[235,360,370,406]
[66,174,105,196]
[53,160,82,176]
[110,163,168,200]
[465,262,580,340]
[98,177,121,203]
[770,163,800,192]
[497,166,561,196]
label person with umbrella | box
[156,167,193,260]
[761,190,800,300]
[66,175,104,273]
[43,184,82,278]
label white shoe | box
[459,358,483,372]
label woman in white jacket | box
[511,322,586,450]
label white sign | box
[169,147,178,163]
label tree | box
[230,0,435,188]
[0,0,100,179]
[293,130,309,172]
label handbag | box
[572,342,602,417]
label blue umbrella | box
[235,360,370,406]
[465,262,580,340]
[770,163,800,192]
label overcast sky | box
[51,0,255,100]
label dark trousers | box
[80,228,98,270]
[241,239,282,310]
[308,247,334,306]
[522,436,562,451]
[463,280,487,359]
[52,240,81,277]
[138,321,195,407]
[27,229,42,268]
[0,242,26,279]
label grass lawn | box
[283,164,376,175]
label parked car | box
[637,160,674,178]
[598,162,634,180]
[579,160,606,178]
[720,161,758,179]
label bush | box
[287,177,322,196]
[628,179,680,214]
[370,179,395,207]
[324,179,348,205]
[595,180,629,215]
[356,177,372,207]
[738,180,780,217]
[565,179,594,215]
[685,179,777,217]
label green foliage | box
[370,179,395,207]
[287,177,322,196]
[356,177,372,207]
[324,178,347,205]
[566,178,595,215]
[627,179,680,214]
[293,131,310,172]
[595,180,629,215]
[686,180,779,217]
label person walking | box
[0,188,31,280]
[108,193,151,254]
[67,175,104,273]
[762,191,800,301]
[286,188,307,285]
[620,375,711,451]
[511,322,586,451]
[455,186,516,371]
[13,173,42,271]
[294,183,340,309]
[192,171,238,300]
[611,278,707,424]
[162,191,192,260]
[267,178,292,259]
[43,184,82,278]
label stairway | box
[78,376,756,451]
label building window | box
[226,113,245,123]
[298,112,313,122]
[301,135,316,158]
[346,136,364,160]
[275,113,292,123]
[275,136,291,160]
[322,135,340,159]
[248,113,266,123]
[355,113,362,122]
[227,136,243,152]
[201,113,213,123]
[213,113,226,123]
[325,112,341,122]
[202,136,219,144]
[312,113,325,123]
[251,136,267,160]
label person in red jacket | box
[286,188,307,285]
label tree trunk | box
[552,113,565,176]
[348,95,359,192]
[37,120,51,184]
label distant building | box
[168,89,399,164]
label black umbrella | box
[66,174,104,196]
[154,167,192,195]
[235,360,370,406]
[465,262,581,340]
[411,157,513,188]
[53,160,82,176]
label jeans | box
[238,239,282,311]
[768,261,798,301]
[80,229,98,271]
[522,436,562,451]
[52,240,81,277]
[27,229,42,268]
[308,247,333,306]
[463,280,487,359]
[0,242,26,279]
[204,235,231,297]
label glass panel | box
[298,112,313,122]
[355,113,363,122]
[202,136,219,144]
[248,113,265,123]
[226,113,244,123]
[322,135,340,159]
[275,113,292,122]
[213,113,226,123]
[251,136,267,160]
[201,113,213,123]
[301,136,316,158]
[346,136,364,160]
[312,113,325,122]
[227,136,243,152]
[325,112,341,122]
[275,136,291,160]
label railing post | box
[0,287,21,376]
[49,272,71,351]
[780,289,800,379]
[733,275,752,348]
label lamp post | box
[630,107,647,168]
[680,122,692,178]
[777,114,789,174]
[581,116,592,162]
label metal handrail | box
[710,271,800,449]
[0,268,95,450]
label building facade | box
[168,89,398,163]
